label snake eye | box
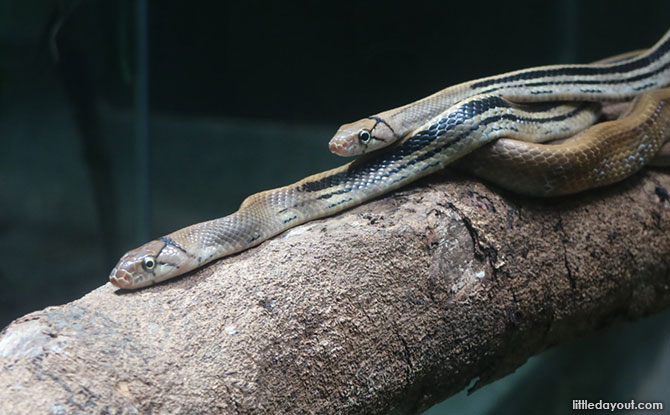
[358,129,372,144]
[142,256,157,271]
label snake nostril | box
[109,268,133,288]
[329,141,340,153]
[329,139,356,157]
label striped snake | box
[110,30,670,290]
[329,30,670,156]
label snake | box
[328,29,670,157]
[109,87,670,289]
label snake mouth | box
[329,140,344,154]
[109,268,133,289]
[329,138,356,156]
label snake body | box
[329,29,670,156]
[459,91,670,195]
[110,88,670,289]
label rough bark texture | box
[1,169,670,415]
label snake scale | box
[110,29,670,289]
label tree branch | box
[1,169,669,414]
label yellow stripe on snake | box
[110,30,670,290]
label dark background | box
[1,1,668,413]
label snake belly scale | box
[110,87,670,289]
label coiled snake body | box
[329,30,670,156]
[110,30,670,290]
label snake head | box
[109,238,194,289]
[329,116,399,156]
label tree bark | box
[1,168,669,415]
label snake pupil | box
[358,129,371,144]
